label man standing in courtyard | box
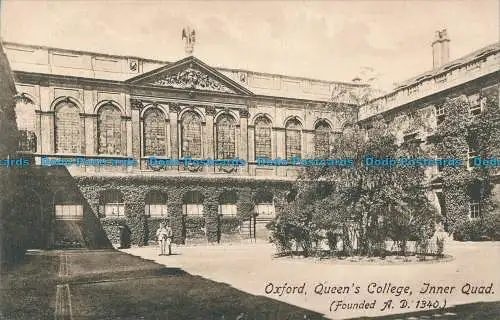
[156,222,168,256]
[165,223,173,255]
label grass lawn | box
[0,249,328,320]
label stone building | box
[359,29,500,229]
[4,38,363,247]
[4,29,499,247]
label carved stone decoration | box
[239,109,250,118]
[129,59,138,71]
[218,166,237,173]
[151,67,236,93]
[185,164,203,173]
[130,99,143,110]
[205,105,216,116]
[13,93,35,105]
[170,103,181,113]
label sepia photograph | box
[0,1,499,319]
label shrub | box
[454,214,500,241]
[436,237,445,257]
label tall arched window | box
[285,118,302,160]
[143,108,167,156]
[181,111,202,158]
[98,104,122,155]
[55,101,81,154]
[216,114,236,159]
[315,120,331,158]
[254,116,272,159]
[15,99,37,152]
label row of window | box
[55,202,480,219]
[15,101,339,159]
[55,203,275,219]
[435,93,485,125]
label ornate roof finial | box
[182,26,196,56]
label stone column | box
[169,103,180,159]
[276,128,285,177]
[40,111,55,153]
[120,117,128,157]
[130,99,142,161]
[84,115,96,157]
[79,114,86,154]
[248,124,255,176]
[239,109,249,175]
[205,105,216,174]
[35,110,42,154]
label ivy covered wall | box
[75,175,292,246]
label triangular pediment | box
[126,56,253,95]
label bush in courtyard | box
[454,214,500,241]
[269,116,439,258]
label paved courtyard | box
[123,240,500,320]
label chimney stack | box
[432,29,450,69]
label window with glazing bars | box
[143,108,167,156]
[315,121,331,158]
[285,118,302,160]
[55,102,81,154]
[216,114,236,159]
[181,111,202,158]
[254,116,272,159]
[98,104,122,155]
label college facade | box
[3,29,499,248]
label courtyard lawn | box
[0,249,327,320]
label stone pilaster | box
[205,105,216,174]
[130,99,142,160]
[34,111,42,153]
[120,117,128,156]
[239,108,249,174]
[79,114,86,154]
[40,111,54,153]
[83,115,96,156]
[205,105,216,159]
[169,103,180,159]
[276,128,285,176]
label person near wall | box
[165,223,173,255]
[156,222,168,256]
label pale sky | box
[1,0,499,92]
